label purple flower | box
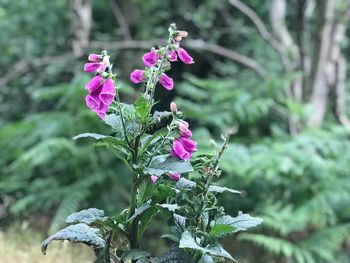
[142,51,160,67]
[177,48,194,64]
[150,175,158,184]
[172,140,191,161]
[88,53,102,62]
[159,73,174,90]
[167,50,177,62]
[95,102,109,119]
[179,137,197,153]
[85,75,103,93]
[179,122,192,138]
[84,63,103,72]
[168,173,181,181]
[99,78,115,105]
[85,86,102,110]
[130,69,146,83]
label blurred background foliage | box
[1,0,350,262]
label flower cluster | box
[130,29,194,91]
[84,53,115,119]
[171,120,197,161]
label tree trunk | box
[70,0,92,57]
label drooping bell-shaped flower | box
[150,175,158,184]
[172,140,191,161]
[99,78,115,105]
[177,48,194,64]
[88,53,102,62]
[179,122,192,138]
[159,73,174,90]
[85,75,103,93]
[85,86,102,110]
[167,50,177,62]
[179,137,197,153]
[142,51,160,67]
[84,62,105,72]
[95,102,109,120]
[168,173,181,181]
[130,69,146,83]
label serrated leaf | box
[146,156,193,176]
[66,208,107,225]
[179,230,235,261]
[216,212,263,232]
[209,224,236,237]
[104,114,123,130]
[135,95,151,122]
[121,249,150,260]
[41,223,105,255]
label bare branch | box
[108,0,132,40]
[228,0,283,55]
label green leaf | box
[216,212,263,232]
[128,202,152,221]
[208,185,241,195]
[199,254,214,263]
[158,204,179,212]
[210,224,236,237]
[41,223,105,255]
[121,249,150,260]
[175,178,196,189]
[73,133,109,140]
[134,95,151,123]
[137,206,159,241]
[145,156,193,176]
[66,208,107,225]
[179,230,236,261]
[155,245,192,263]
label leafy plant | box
[41,24,262,262]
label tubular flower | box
[84,62,106,73]
[95,102,109,120]
[177,48,194,64]
[179,137,197,153]
[172,140,191,161]
[85,75,103,93]
[168,173,181,181]
[167,50,177,62]
[159,73,174,90]
[130,69,146,83]
[99,78,115,105]
[88,53,102,62]
[142,51,160,67]
[150,175,158,184]
[179,122,192,138]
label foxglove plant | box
[41,24,262,263]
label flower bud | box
[150,175,158,184]
[170,102,177,113]
[178,31,188,38]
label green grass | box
[0,224,94,263]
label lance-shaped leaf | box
[145,156,193,176]
[176,178,240,195]
[134,95,151,123]
[66,208,107,225]
[208,185,241,195]
[41,223,105,255]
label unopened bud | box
[170,102,177,112]
[175,35,182,42]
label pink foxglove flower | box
[177,48,194,64]
[150,175,158,184]
[168,173,181,181]
[159,73,174,90]
[84,62,105,72]
[142,51,160,67]
[172,140,191,161]
[167,50,177,62]
[95,102,109,120]
[85,75,103,93]
[179,137,197,153]
[179,122,192,138]
[85,86,102,110]
[130,69,146,83]
[88,53,102,62]
[99,78,115,105]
